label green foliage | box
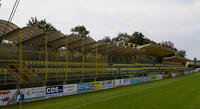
[129,32,156,45]
[102,36,112,43]
[112,33,131,44]
[27,17,57,32]
[102,32,156,45]
[175,50,187,58]
[71,25,90,38]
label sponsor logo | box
[46,86,63,95]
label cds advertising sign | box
[46,86,63,97]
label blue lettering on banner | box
[130,78,140,84]
[46,86,63,95]
[78,83,90,93]
[143,76,151,82]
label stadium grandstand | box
[0,19,189,90]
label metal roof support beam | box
[71,41,96,50]
[84,44,107,52]
[22,33,46,44]
[0,28,21,39]
[56,39,83,49]
[112,48,129,55]
[40,37,66,47]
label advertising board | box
[151,75,157,81]
[171,73,177,78]
[63,84,78,95]
[130,78,140,84]
[157,75,163,80]
[90,82,101,91]
[100,80,115,90]
[77,83,90,93]
[143,76,151,82]
[0,89,25,106]
[122,78,131,86]
[46,86,63,98]
[115,79,123,87]
[24,87,45,100]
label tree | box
[102,36,112,43]
[71,25,90,38]
[175,50,186,58]
[194,57,197,64]
[27,17,57,32]
[129,32,156,45]
[112,33,130,44]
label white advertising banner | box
[122,78,131,86]
[0,89,25,106]
[24,87,45,100]
[63,84,78,95]
[157,75,163,80]
[100,80,115,90]
[115,79,123,87]
[171,73,177,78]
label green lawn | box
[4,73,200,109]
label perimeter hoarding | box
[143,76,151,82]
[122,78,131,86]
[77,83,90,93]
[63,84,78,95]
[151,75,157,81]
[24,87,45,100]
[157,75,163,80]
[46,86,63,98]
[115,79,124,87]
[0,89,25,106]
[130,77,140,85]
[171,73,177,78]
[100,80,115,90]
[90,82,101,91]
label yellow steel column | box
[65,38,68,83]
[39,47,42,61]
[45,34,48,86]
[4,69,7,85]
[111,55,113,63]
[118,55,120,63]
[56,49,59,82]
[95,44,98,81]
[18,30,22,88]
[81,39,85,83]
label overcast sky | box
[1,0,200,59]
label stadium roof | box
[0,20,177,57]
[137,43,176,57]
[164,56,188,63]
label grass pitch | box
[4,73,200,109]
